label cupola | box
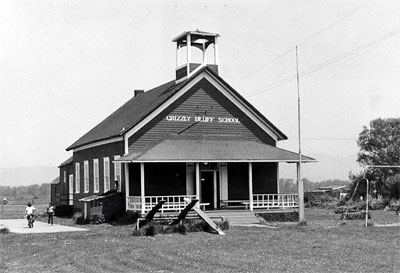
[172,30,220,83]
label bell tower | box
[173,30,220,82]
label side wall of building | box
[72,141,125,211]
[59,164,73,206]
[50,183,61,206]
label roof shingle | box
[117,135,315,163]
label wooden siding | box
[58,164,73,205]
[128,78,276,153]
[72,141,125,209]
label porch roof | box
[79,195,106,202]
[116,135,316,163]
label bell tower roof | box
[172,30,220,49]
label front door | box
[200,171,220,210]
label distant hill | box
[0,166,58,186]
[279,154,363,182]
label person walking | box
[47,203,54,225]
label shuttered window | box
[75,162,80,193]
[84,161,89,193]
[103,157,110,192]
[93,159,99,193]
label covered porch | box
[116,135,315,215]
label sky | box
[1,0,399,170]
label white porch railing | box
[127,194,298,213]
[127,195,196,214]
[252,194,298,209]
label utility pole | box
[296,46,305,224]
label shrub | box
[90,213,106,225]
[132,228,145,236]
[335,201,367,214]
[384,198,400,213]
[159,225,178,234]
[72,212,89,225]
[185,220,212,233]
[306,194,339,209]
[340,210,371,220]
[116,211,139,225]
[0,226,10,234]
[132,219,227,236]
[369,197,389,210]
[257,212,299,222]
[144,225,156,236]
[216,220,230,230]
[177,224,186,234]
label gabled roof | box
[67,67,287,151]
[58,156,73,167]
[67,80,187,150]
[116,134,315,163]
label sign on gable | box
[165,115,240,124]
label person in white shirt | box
[25,202,36,227]
[47,203,54,225]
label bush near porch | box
[257,211,298,222]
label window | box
[63,171,66,183]
[69,174,74,205]
[75,162,80,193]
[114,155,121,191]
[103,157,110,192]
[93,159,99,193]
[84,161,89,193]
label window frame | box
[103,157,110,192]
[93,159,99,193]
[84,160,89,193]
[75,162,80,193]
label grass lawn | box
[1,208,399,273]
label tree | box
[354,118,400,199]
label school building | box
[52,30,315,219]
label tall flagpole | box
[296,46,305,223]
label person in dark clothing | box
[47,203,55,225]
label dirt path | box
[0,219,88,234]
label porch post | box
[83,202,87,220]
[297,162,305,223]
[124,163,130,211]
[140,163,145,215]
[195,163,200,201]
[248,162,253,211]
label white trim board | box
[73,137,123,153]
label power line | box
[244,29,400,98]
[297,1,371,47]
[238,1,371,82]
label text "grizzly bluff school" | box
[165,115,240,123]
